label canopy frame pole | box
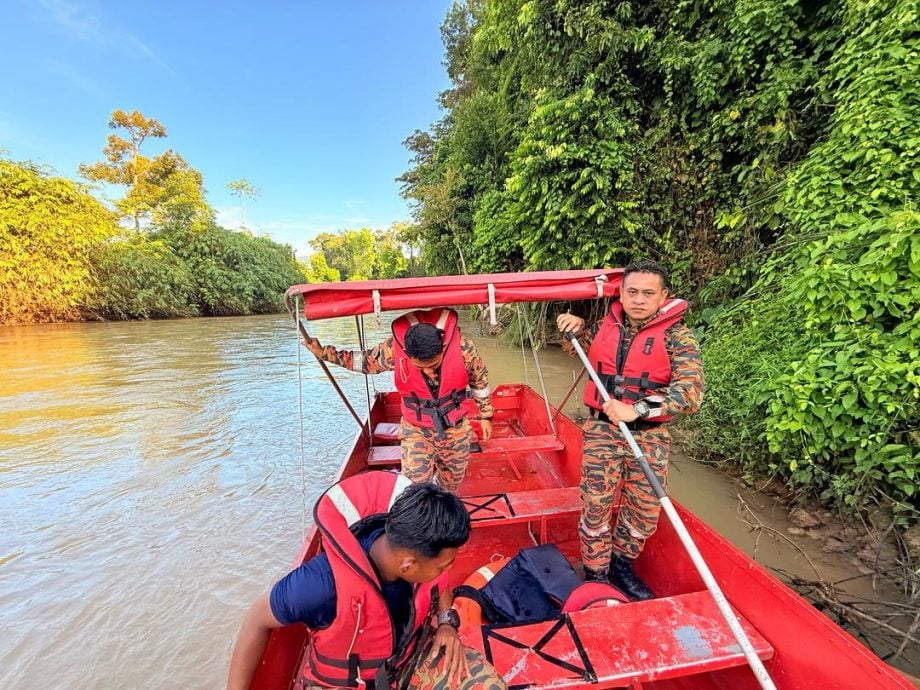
[293,314,365,430]
[552,366,587,427]
[518,303,556,437]
[565,333,777,690]
[355,315,375,446]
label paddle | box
[564,331,777,690]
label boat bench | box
[368,433,565,468]
[470,434,564,459]
[367,445,402,467]
[459,590,774,687]
[463,486,580,526]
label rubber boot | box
[608,555,654,601]
[582,566,607,583]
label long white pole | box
[566,333,777,690]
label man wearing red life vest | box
[303,308,493,493]
[228,472,506,690]
[557,260,704,601]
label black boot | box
[608,556,654,601]
[583,566,607,583]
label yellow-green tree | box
[0,158,117,324]
[305,253,341,283]
[79,109,211,231]
[227,178,260,228]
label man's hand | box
[601,399,639,424]
[556,313,585,334]
[429,625,468,686]
[479,419,493,442]
[301,336,324,358]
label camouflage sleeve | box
[661,323,704,417]
[461,336,493,419]
[561,320,600,355]
[320,336,396,375]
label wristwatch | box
[634,401,651,419]
[437,608,460,629]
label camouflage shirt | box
[318,335,494,418]
[564,313,704,418]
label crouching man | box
[227,472,506,690]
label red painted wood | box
[458,591,773,688]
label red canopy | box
[286,269,623,320]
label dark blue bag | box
[454,544,582,624]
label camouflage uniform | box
[404,643,507,690]
[319,336,492,493]
[302,645,506,690]
[565,317,703,573]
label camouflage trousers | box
[302,646,506,690]
[579,418,671,572]
[399,417,472,494]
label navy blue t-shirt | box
[270,527,413,634]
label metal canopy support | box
[518,304,556,437]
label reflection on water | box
[0,313,912,687]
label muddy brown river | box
[0,313,914,687]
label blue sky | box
[0,0,453,256]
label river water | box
[0,313,913,688]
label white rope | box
[295,296,308,542]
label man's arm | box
[302,336,397,375]
[460,337,493,440]
[227,594,283,690]
[660,323,704,417]
[557,314,599,355]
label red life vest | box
[391,309,469,436]
[302,471,447,688]
[582,298,687,424]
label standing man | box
[227,473,506,690]
[557,260,704,600]
[303,308,493,493]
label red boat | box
[250,270,914,690]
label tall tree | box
[80,109,210,231]
[227,178,260,228]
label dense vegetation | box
[401,0,918,510]
[1,110,307,323]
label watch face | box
[441,608,460,628]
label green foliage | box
[88,234,198,320]
[159,224,306,316]
[409,0,919,508]
[309,226,411,281]
[305,253,341,283]
[0,157,117,324]
[696,0,920,508]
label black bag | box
[454,544,582,624]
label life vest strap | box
[402,389,468,438]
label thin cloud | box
[37,0,173,73]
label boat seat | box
[463,486,580,525]
[458,590,774,687]
[372,422,401,444]
[367,445,401,466]
[470,434,564,460]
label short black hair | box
[404,323,444,360]
[624,259,669,290]
[385,482,470,558]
